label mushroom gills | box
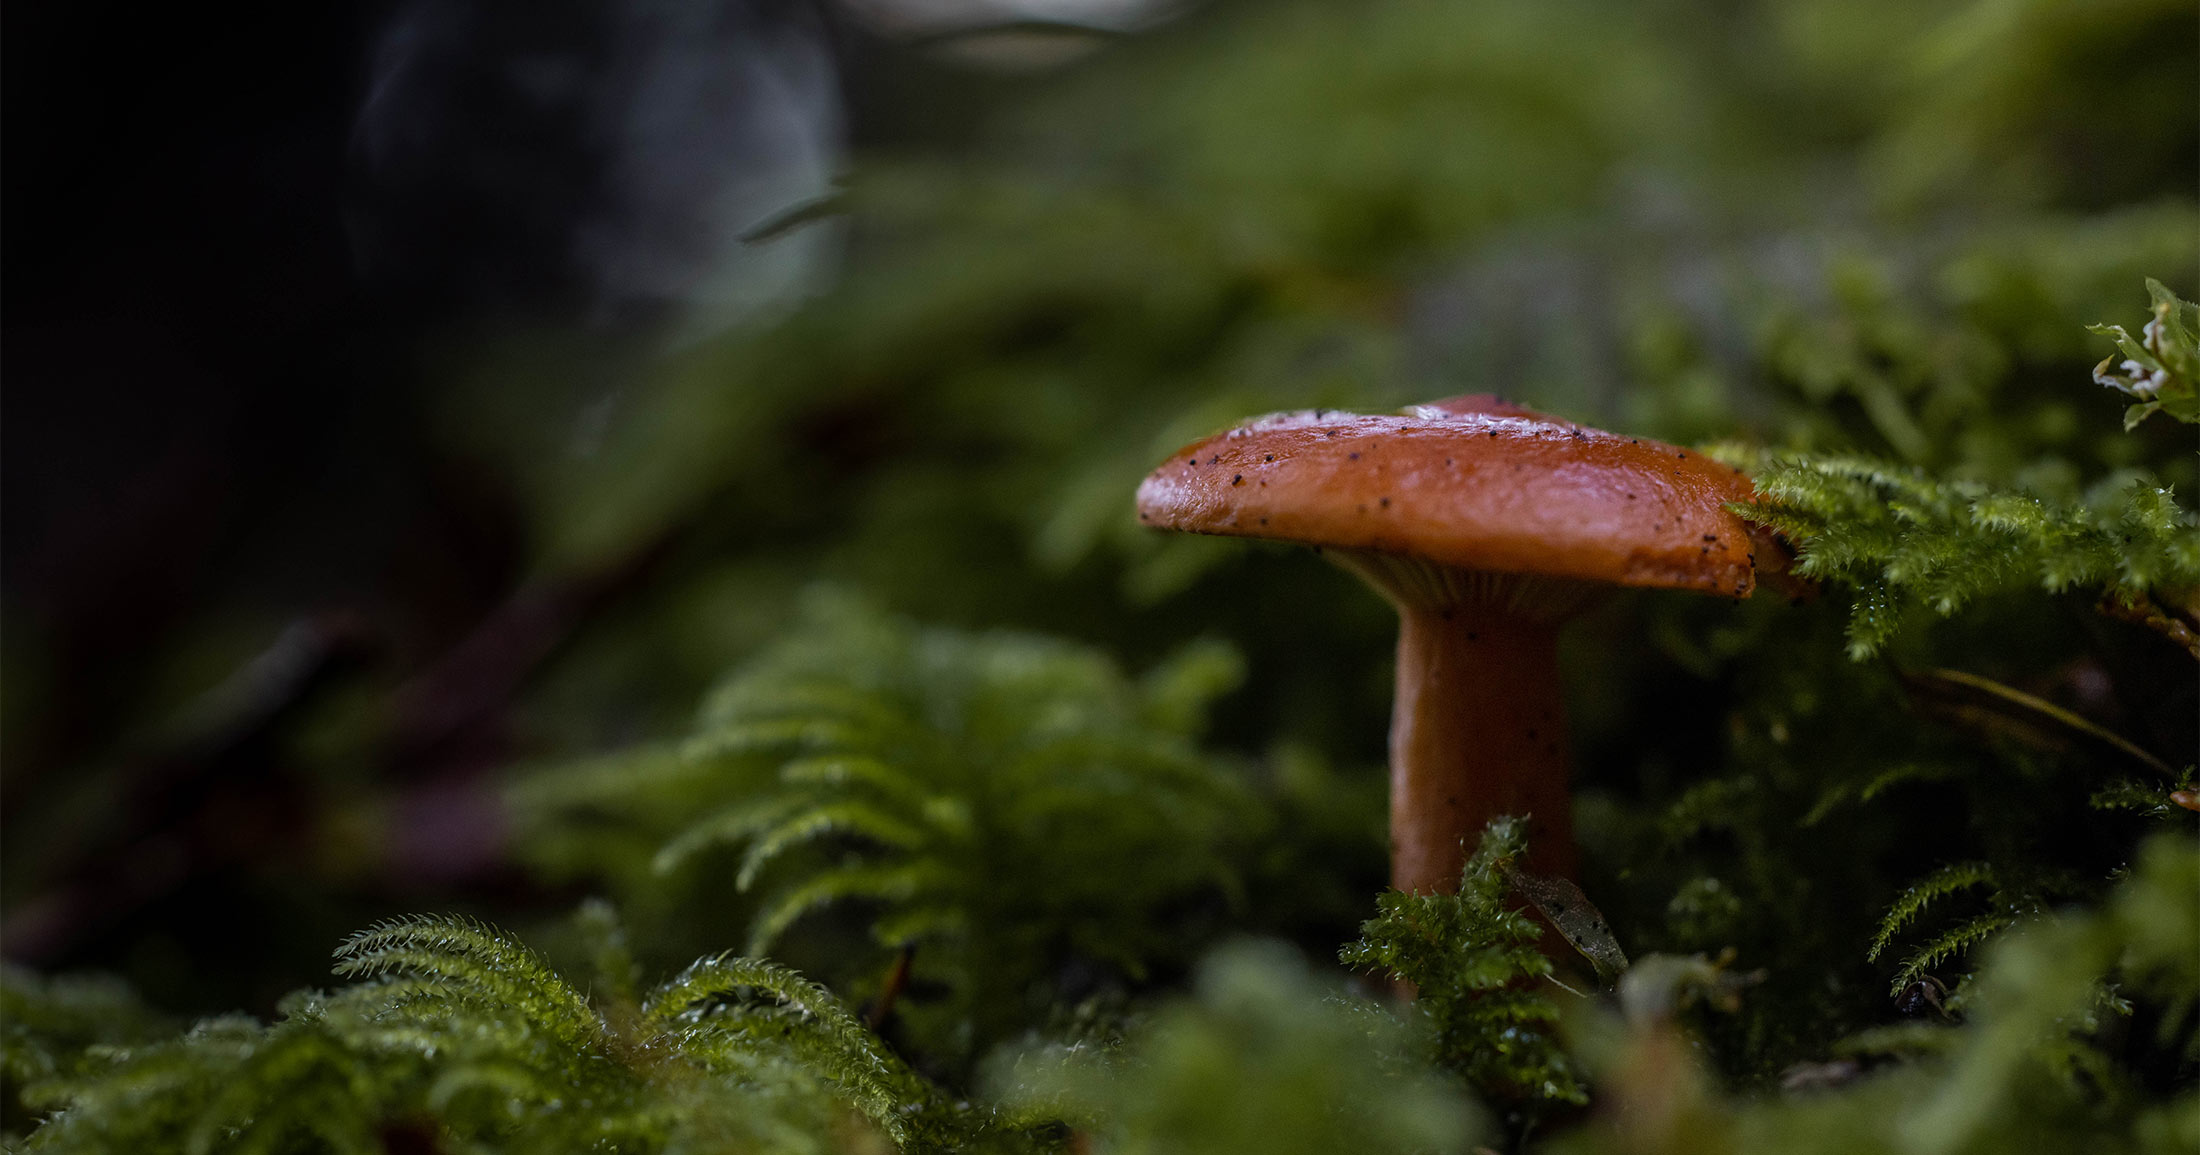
[1326,548,1607,622]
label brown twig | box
[865,943,918,1030]
[383,534,675,763]
[2096,591,2200,660]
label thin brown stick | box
[865,943,918,1030]
[2096,592,2200,660]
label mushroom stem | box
[1390,603,1577,893]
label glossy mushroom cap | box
[1135,397,1775,602]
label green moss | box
[1339,818,1589,1137]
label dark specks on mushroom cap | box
[1136,396,1776,599]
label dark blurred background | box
[3,0,1212,1010]
[5,0,2194,1017]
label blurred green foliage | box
[1,968,175,1138]
[514,592,1279,1075]
[988,941,1485,1155]
[7,0,2197,1150]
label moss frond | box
[1339,818,1587,1131]
[1735,452,2200,656]
[1868,862,1998,963]
[1870,857,2104,996]
[1802,761,1964,827]
[644,953,933,1142]
[16,914,964,1154]
[649,794,811,877]
[735,803,934,892]
[334,914,601,1051]
[747,862,956,957]
[1892,914,2017,992]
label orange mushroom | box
[1137,396,1792,892]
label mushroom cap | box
[1135,396,1772,598]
